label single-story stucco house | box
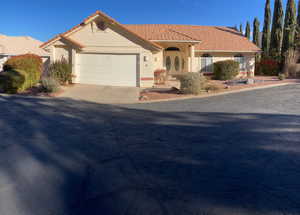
[0,34,50,71]
[41,10,260,88]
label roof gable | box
[68,21,151,49]
[40,11,162,51]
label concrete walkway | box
[58,84,140,104]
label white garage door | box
[77,53,138,87]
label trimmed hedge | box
[213,60,239,80]
[3,54,43,88]
[48,58,72,85]
[255,58,280,76]
[173,73,206,95]
[0,69,28,94]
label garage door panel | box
[77,54,138,87]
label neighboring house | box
[41,11,260,88]
[0,34,50,71]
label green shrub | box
[278,73,286,80]
[173,73,206,95]
[41,77,61,93]
[213,60,239,80]
[255,58,280,76]
[0,69,28,94]
[48,58,72,85]
[3,54,42,89]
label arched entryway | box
[164,47,183,74]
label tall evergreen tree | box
[262,0,272,57]
[240,24,243,33]
[253,18,260,46]
[270,0,284,58]
[282,0,297,56]
[295,0,300,40]
[297,0,300,26]
[245,21,251,39]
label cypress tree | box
[282,0,297,56]
[262,0,272,57]
[295,0,300,42]
[253,18,260,46]
[240,24,243,33]
[245,21,251,39]
[270,0,284,59]
[297,0,300,26]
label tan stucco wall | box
[195,52,256,76]
[149,48,257,81]
[47,21,159,87]
[54,46,72,62]
[69,23,142,49]
[153,51,164,71]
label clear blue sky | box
[0,0,291,42]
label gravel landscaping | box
[141,76,300,101]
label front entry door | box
[165,51,182,75]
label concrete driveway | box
[59,84,140,103]
[0,84,300,215]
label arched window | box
[234,54,246,70]
[175,56,180,71]
[166,56,172,71]
[201,54,213,73]
[165,47,180,51]
[182,59,185,70]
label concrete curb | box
[137,82,299,104]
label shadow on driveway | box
[0,94,299,215]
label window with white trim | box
[201,54,214,73]
[234,54,246,70]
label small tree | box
[245,22,251,39]
[48,58,72,85]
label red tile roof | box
[123,25,200,42]
[125,24,261,52]
[41,11,260,53]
